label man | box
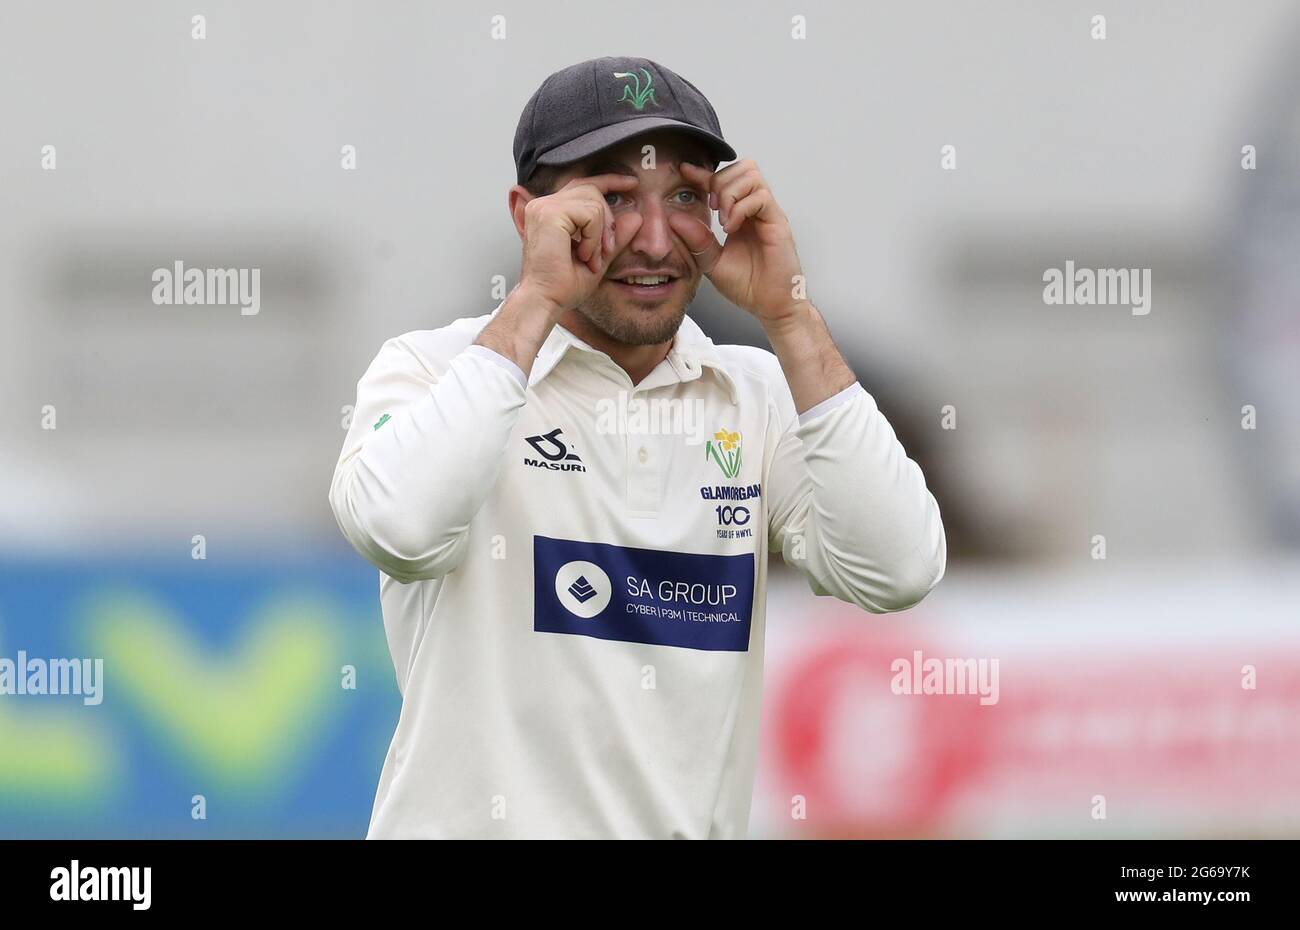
[329,56,946,839]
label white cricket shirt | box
[329,307,946,838]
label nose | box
[626,199,673,264]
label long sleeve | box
[766,381,946,613]
[329,338,528,583]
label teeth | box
[623,275,670,285]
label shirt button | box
[638,446,648,464]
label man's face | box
[548,131,714,346]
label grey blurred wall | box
[1,0,1295,560]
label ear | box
[507,185,533,241]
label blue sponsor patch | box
[533,535,755,652]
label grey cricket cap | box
[513,56,736,185]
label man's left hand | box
[670,159,808,327]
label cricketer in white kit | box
[329,57,946,839]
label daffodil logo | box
[706,428,742,479]
[613,69,658,110]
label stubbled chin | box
[619,295,676,309]
[582,294,687,346]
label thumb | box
[669,214,722,274]
[609,212,643,258]
[591,213,643,275]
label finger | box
[591,200,623,274]
[678,161,722,211]
[563,173,640,195]
[569,200,605,269]
[721,188,772,235]
[680,159,764,229]
[564,179,625,267]
[608,212,644,263]
[603,200,616,262]
[589,198,615,271]
[708,160,759,220]
[570,206,594,266]
[667,213,723,273]
[587,213,641,277]
[709,158,757,191]
[717,170,763,230]
[678,160,717,191]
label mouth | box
[607,273,680,302]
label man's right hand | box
[475,174,642,375]
[519,174,644,315]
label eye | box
[604,192,625,208]
[672,189,700,205]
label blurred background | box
[1,0,1297,837]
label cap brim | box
[536,117,736,171]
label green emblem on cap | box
[613,69,658,111]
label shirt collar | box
[490,302,741,405]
